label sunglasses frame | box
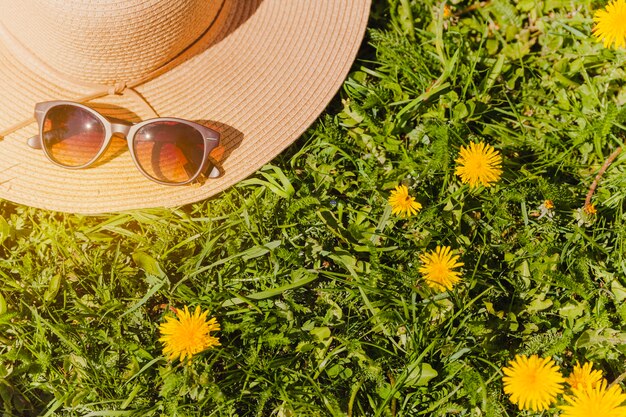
[29,101,221,185]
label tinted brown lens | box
[42,105,106,167]
[133,121,205,184]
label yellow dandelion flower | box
[560,379,626,417]
[538,200,555,220]
[418,246,463,292]
[443,5,453,18]
[159,306,220,362]
[593,0,626,49]
[566,362,604,391]
[502,354,564,412]
[584,203,597,215]
[454,142,502,188]
[388,185,422,217]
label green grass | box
[3,0,626,415]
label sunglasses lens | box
[133,121,205,184]
[42,105,106,167]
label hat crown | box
[1,0,222,85]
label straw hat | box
[0,0,371,213]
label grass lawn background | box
[2,0,626,415]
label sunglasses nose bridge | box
[110,122,131,137]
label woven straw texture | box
[0,0,371,213]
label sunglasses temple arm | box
[27,135,43,150]
[179,142,221,179]
[208,166,220,178]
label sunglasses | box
[27,101,220,185]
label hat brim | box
[0,0,371,213]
